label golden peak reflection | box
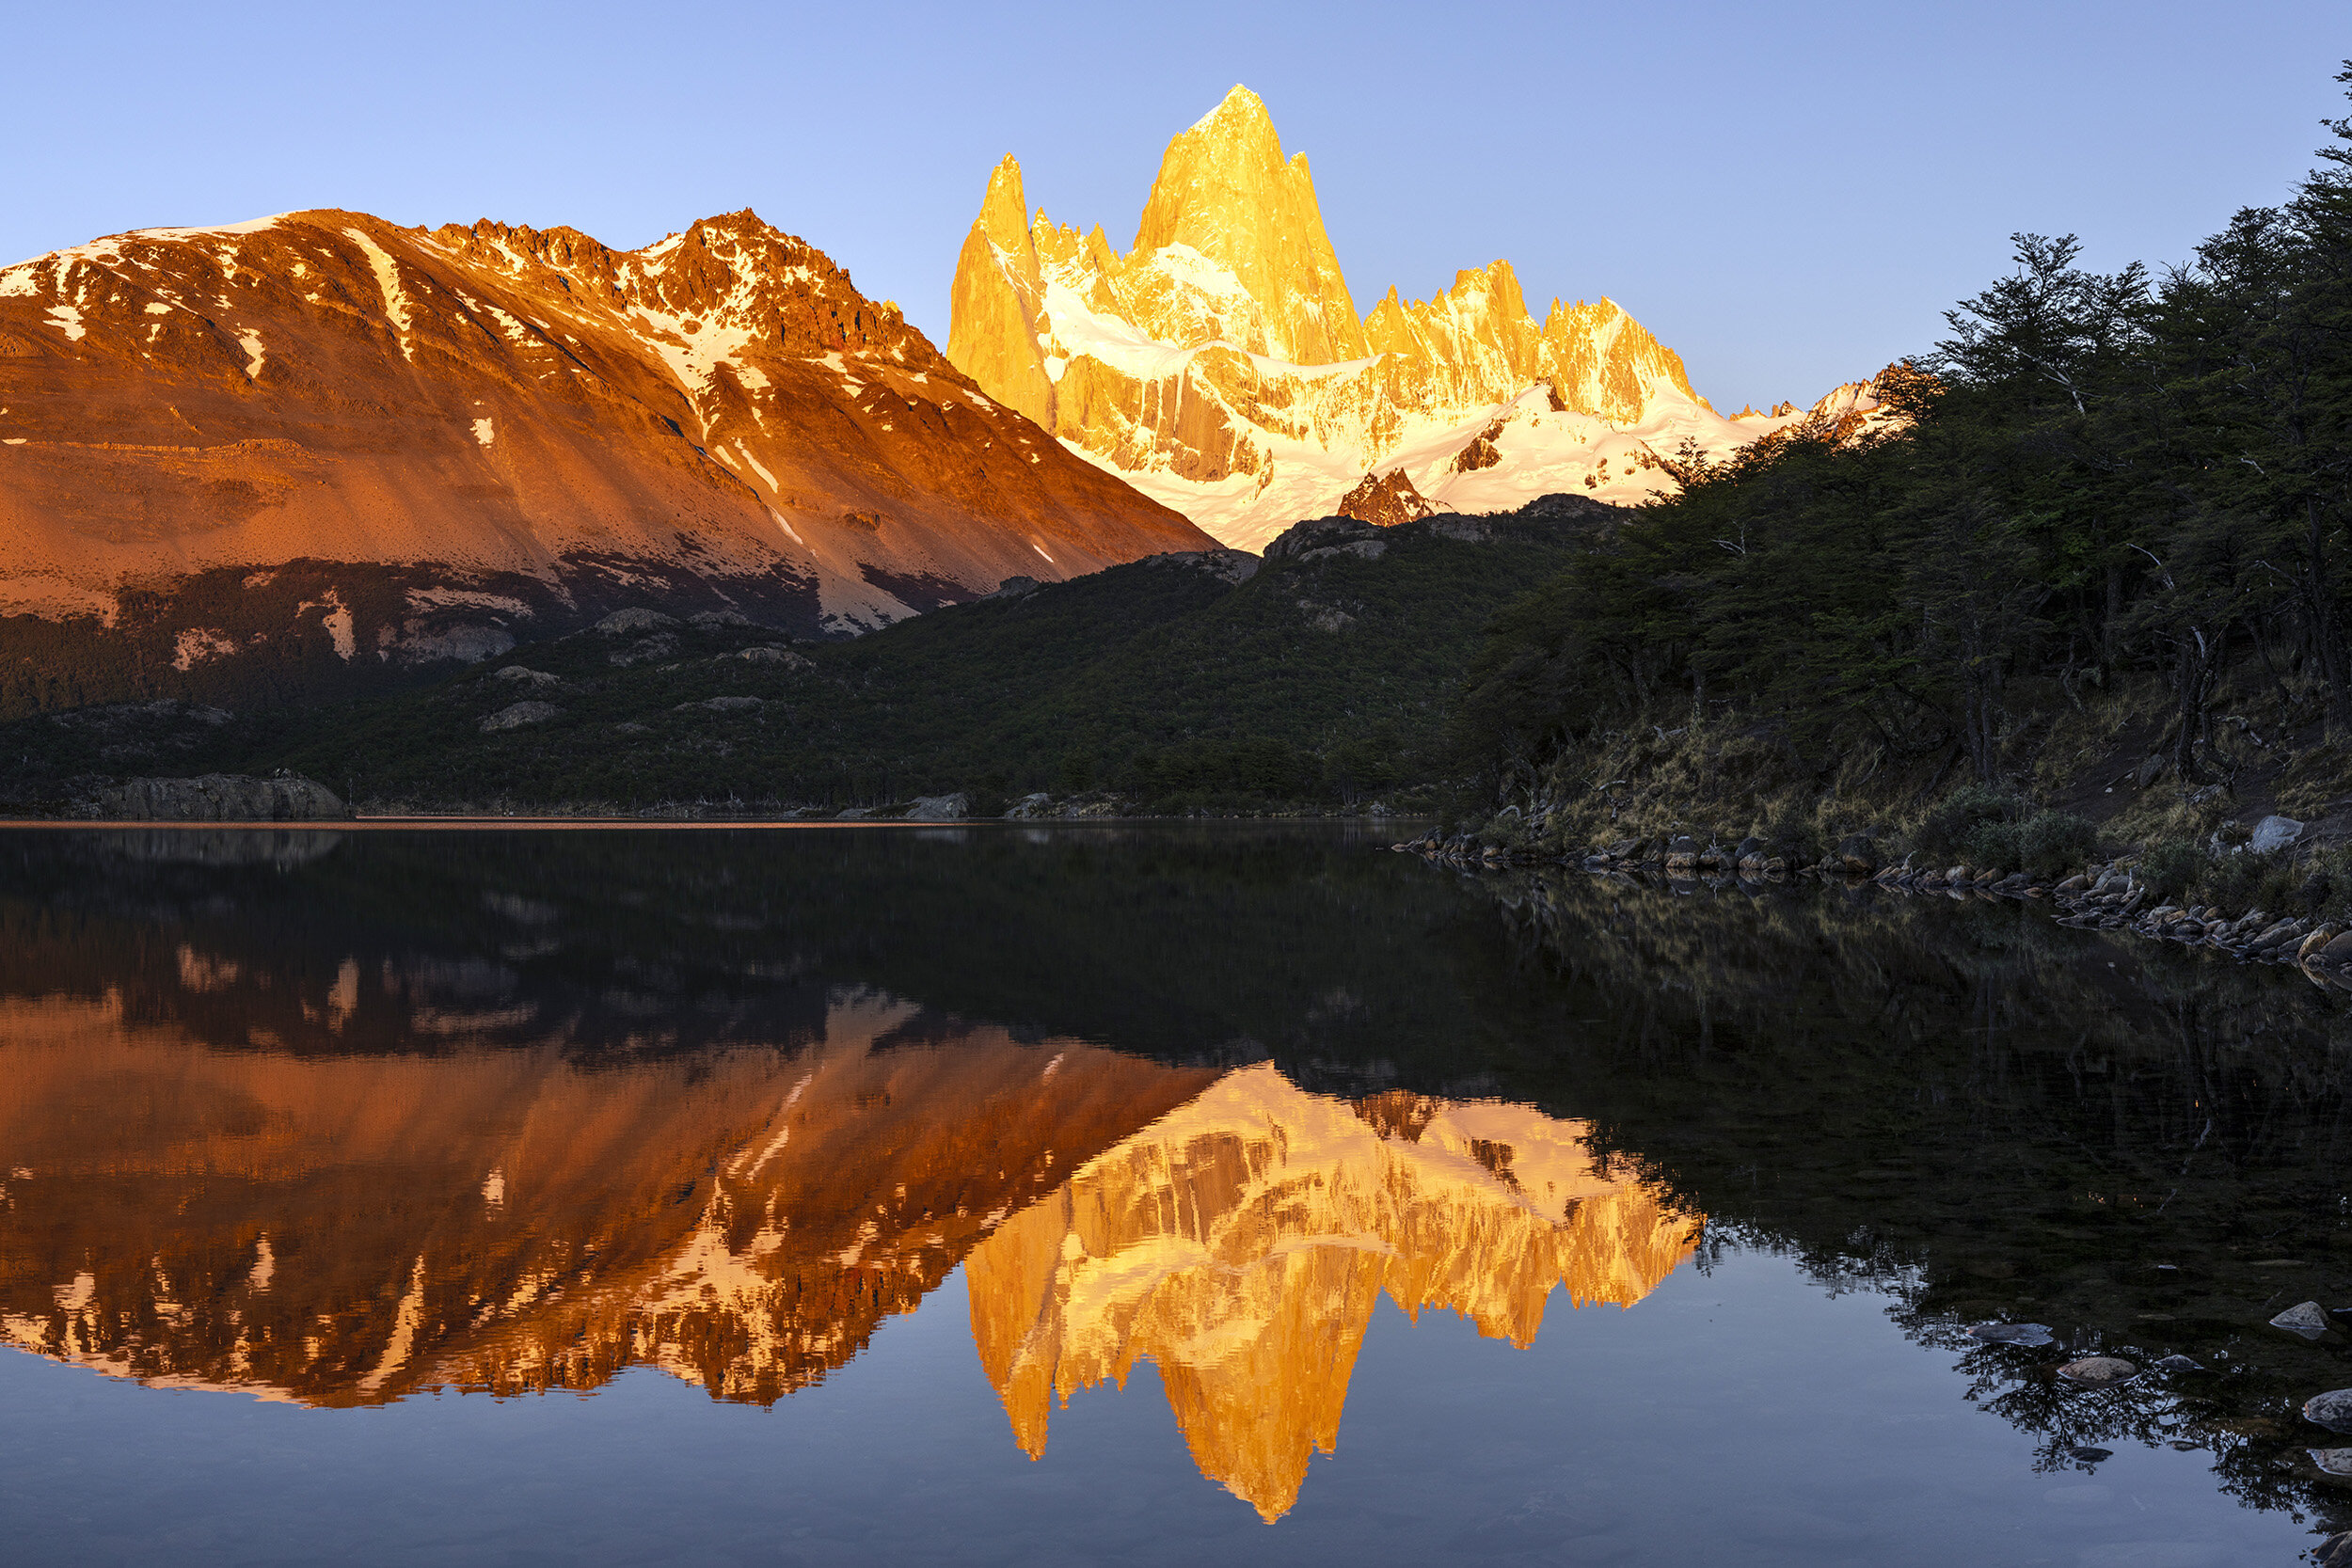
[964,1065,1702,1520]
[0,992,1696,1521]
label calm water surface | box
[2,823,2348,1565]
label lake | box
[1,822,2347,1565]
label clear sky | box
[4,1,2344,412]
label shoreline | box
[1396,830,2352,988]
[0,814,1434,832]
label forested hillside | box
[0,499,1611,816]
[1455,66,2352,893]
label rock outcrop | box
[1334,468,1439,527]
[946,87,1855,547]
[78,772,349,820]
[0,207,1211,714]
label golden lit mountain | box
[963,1064,1702,1520]
[0,207,1210,702]
[947,86,1820,547]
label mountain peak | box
[1188,83,1271,135]
[1131,87,1365,365]
[944,89,1767,547]
[974,156,1029,247]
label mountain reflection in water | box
[0,973,1688,1519]
[970,1066,1695,1517]
[5,823,2351,1561]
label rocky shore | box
[1393,821,2352,987]
[70,773,351,822]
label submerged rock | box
[2152,1354,2205,1373]
[2312,1449,2352,1477]
[2056,1356,2138,1387]
[2273,1300,2333,1338]
[1967,1322,2055,1347]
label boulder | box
[2317,931,2352,970]
[1664,834,1701,872]
[491,665,560,686]
[480,701,561,733]
[2306,1388,2352,1433]
[905,793,970,822]
[2250,920,2300,950]
[2056,874,2091,894]
[594,608,679,635]
[1835,834,1879,874]
[1005,793,1055,820]
[2249,815,2304,854]
[80,773,351,822]
[2302,926,2344,964]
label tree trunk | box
[2307,499,2352,738]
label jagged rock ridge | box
[0,207,1210,710]
[947,86,1877,547]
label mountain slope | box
[0,208,1209,712]
[947,87,1817,547]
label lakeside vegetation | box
[1451,66,2352,923]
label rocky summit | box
[947,86,1893,548]
[0,208,1209,713]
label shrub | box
[2139,840,2206,901]
[2016,811,2099,880]
[1915,785,2022,862]
[1963,817,2021,872]
[1756,802,1820,865]
[2194,846,2300,916]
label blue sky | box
[5,1,2343,410]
